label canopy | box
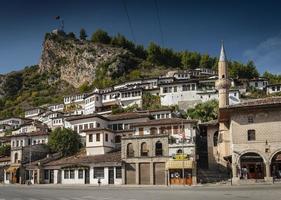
[166,160,194,170]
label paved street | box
[1,184,281,200]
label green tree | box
[48,128,81,156]
[0,144,11,157]
[91,29,111,44]
[142,92,161,110]
[79,28,87,40]
[3,72,23,96]
[180,51,201,69]
[263,71,281,84]
[186,100,218,122]
[147,42,162,65]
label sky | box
[0,0,281,74]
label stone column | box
[135,162,139,185]
[265,162,273,182]
[231,163,239,184]
[150,162,154,185]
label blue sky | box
[0,0,281,74]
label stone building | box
[122,118,197,185]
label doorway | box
[108,167,114,184]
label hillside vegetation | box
[0,28,278,119]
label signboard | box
[173,153,189,160]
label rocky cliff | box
[39,32,138,88]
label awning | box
[166,160,194,170]
[5,166,19,173]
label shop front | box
[166,159,194,185]
[240,152,265,180]
[271,152,281,180]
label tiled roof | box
[199,119,218,126]
[9,131,49,138]
[225,97,281,109]
[106,112,150,121]
[0,156,10,162]
[132,118,197,127]
[45,151,121,167]
[66,114,108,122]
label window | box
[44,170,49,180]
[89,134,93,142]
[14,153,18,163]
[96,96,99,101]
[16,140,19,147]
[96,133,100,142]
[272,86,276,91]
[115,135,121,143]
[12,141,15,147]
[163,87,168,93]
[248,130,256,141]
[168,87,172,93]
[248,116,254,123]
[182,84,190,91]
[174,86,177,92]
[155,141,163,156]
[79,125,83,131]
[94,167,104,178]
[191,84,196,90]
[141,142,148,157]
[213,131,218,147]
[150,127,158,135]
[105,133,108,142]
[116,167,122,179]
[90,123,94,129]
[84,124,88,130]
[173,126,178,134]
[96,123,100,128]
[127,143,134,157]
[70,170,75,179]
[20,140,23,146]
[278,86,281,91]
[177,149,183,154]
[117,124,123,130]
[64,170,69,179]
[74,125,78,132]
[78,169,83,179]
[28,139,31,146]
[139,128,144,136]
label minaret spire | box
[219,41,226,62]
[215,41,230,108]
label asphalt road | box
[1,184,281,200]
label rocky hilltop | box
[39,32,138,88]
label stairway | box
[197,168,230,184]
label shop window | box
[64,170,69,179]
[78,169,83,179]
[94,167,104,178]
[116,167,122,179]
[44,170,49,180]
[155,141,163,156]
[70,170,75,179]
[127,143,134,157]
[141,142,148,157]
[248,130,256,141]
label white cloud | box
[244,33,281,74]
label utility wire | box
[122,0,136,43]
[154,0,164,47]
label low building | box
[266,83,281,95]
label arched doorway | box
[271,151,281,179]
[240,152,265,179]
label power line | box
[154,0,164,47]
[122,0,136,43]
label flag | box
[55,16,60,20]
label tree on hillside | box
[91,29,111,44]
[263,71,281,84]
[3,72,23,97]
[142,92,161,110]
[0,144,11,157]
[79,28,87,40]
[147,42,163,65]
[180,51,201,69]
[48,128,82,156]
[229,61,259,79]
[186,100,218,122]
